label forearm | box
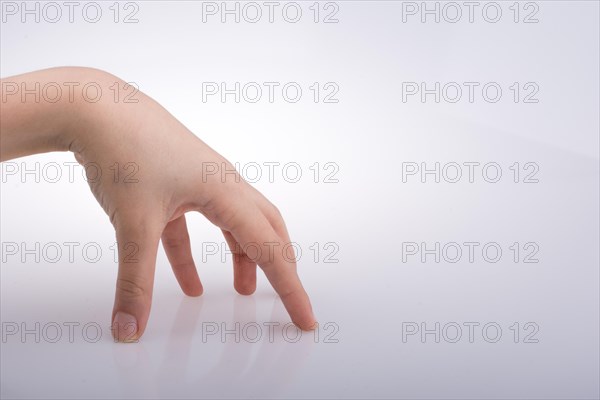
[1,68,78,161]
[0,67,129,162]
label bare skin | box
[0,67,316,342]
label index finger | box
[224,200,316,330]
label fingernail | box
[112,312,138,343]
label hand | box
[0,67,316,341]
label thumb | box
[111,217,162,342]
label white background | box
[1,1,599,399]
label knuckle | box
[116,277,146,299]
[268,204,286,228]
[268,202,283,220]
[171,260,195,271]
[258,256,278,272]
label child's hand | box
[0,67,316,342]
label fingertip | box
[293,319,318,331]
[287,295,317,330]
[234,282,257,296]
[305,321,319,331]
[293,311,318,331]
[183,284,204,297]
[112,311,140,343]
[177,272,204,297]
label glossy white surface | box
[1,1,599,399]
